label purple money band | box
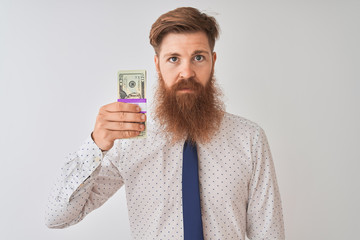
[117,98,147,113]
[117,98,147,103]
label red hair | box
[149,7,220,54]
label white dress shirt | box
[45,112,285,239]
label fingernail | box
[136,106,140,112]
[141,114,145,120]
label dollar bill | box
[117,70,147,138]
[118,70,146,99]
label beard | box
[154,72,225,144]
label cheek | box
[159,65,177,87]
[198,66,213,86]
[163,79,174,88]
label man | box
[46,7,285,239]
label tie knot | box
[185,140,196,148]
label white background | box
[1,0,359,239]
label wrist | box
[91,132,108,152]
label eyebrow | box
[192,50,210,56]
[163,50,210,58]
[163,52,181,58]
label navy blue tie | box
[182,141,204,240]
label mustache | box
[172,77,203,92]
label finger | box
[101,102,141,113]
[104,112,146,122]
[103,121,145,131]
[109,130,141,140]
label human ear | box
[212,52,217,68]
[154,55,160,73]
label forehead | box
[158,31,211,55]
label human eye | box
[194,55,204,61]
[168,56,178,63]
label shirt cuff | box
[62,135,105,201]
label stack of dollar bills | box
[117,70,147,138]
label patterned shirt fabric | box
[45,112,285,239]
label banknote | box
[117,70,147,138]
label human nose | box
[179,61,195,79]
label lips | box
[177,88,194,93]
[177,85,194,91]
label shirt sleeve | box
[45,135,124,228]
[246,127,285,239]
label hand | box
[92,102,146,151]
